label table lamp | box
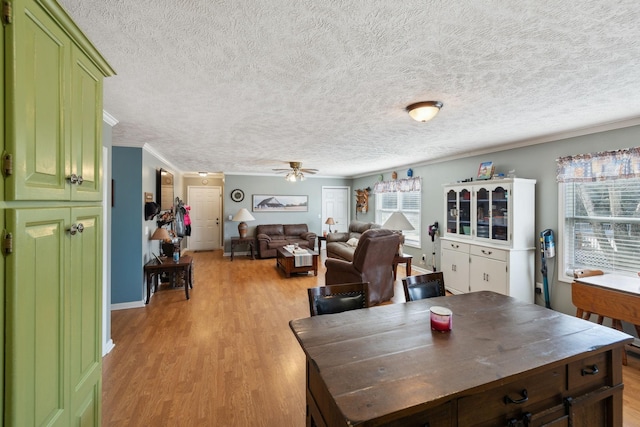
[150,227,172,256]
[382,212,414,255]
[325,217,335,233]
[233,208,255,238]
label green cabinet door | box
[5,208,70,427]
[6,0,71,200]
[70,45,104,201]
[5,206,103,426]
[69,207,102,426]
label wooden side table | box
[393,254,412,279]
[144,255,193,304]
[317,235,326,251]
[230,236,255,261]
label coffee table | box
[276,247,319,278]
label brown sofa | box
[256,224,316,259]
[325,221,381,261]
[325,228,400,305]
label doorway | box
[321,186,350,234]
[187,186,222,251]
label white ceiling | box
[59,0,640,178]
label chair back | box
[308,282,370,316]
[402,272,446,302]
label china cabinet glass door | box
[475,185,510,243]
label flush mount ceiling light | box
[406,101,443,122]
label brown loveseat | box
[256,224,316,259]
[325,228,400,305]
[325,221,380,261]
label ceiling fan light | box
[286,172,297,182]
[406,101,443,122]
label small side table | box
[230,236,255,261]
[317,235,326,251]
[144,255,193,304]
[392,254,412,279]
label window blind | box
[563,178,640,275]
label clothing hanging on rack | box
[174,198,186,237]
[184,205,192,236]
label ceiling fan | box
[273,162,318,182]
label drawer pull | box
[504,389,528,404]
[581,364,599,376]
[481,249,492,255]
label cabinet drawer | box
[470,245,507,262]
[458,366,566,426]
[567,352,608,393]
[383,401,454,427]
[442,240,469,253]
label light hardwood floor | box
[102,249,640,426]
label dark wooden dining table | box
[289,291,633,427]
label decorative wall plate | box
[231,188,244,202]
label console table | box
[230,236,255,261]
[144,255,193,304]
[290,291,632,426]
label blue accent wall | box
[111,147,143,304]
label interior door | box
[187,186,221,251]
[322,186,350,234]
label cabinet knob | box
[68,174,84,185]
[69,223,84,235]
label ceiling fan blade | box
[301,169,318,174]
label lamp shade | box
[150,227,172,241]
[232,208,255,238]
[232,208,255,222]
[325,217,335,226]
[406,101,443,122]
[382,212,414,231]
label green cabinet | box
[3,1,114,426]
[5,207,102,426]
[6,0,108,201]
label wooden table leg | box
[406,258,412,276]
[184,264,190,300]
[145,272,152,304]
[230,241,235,261]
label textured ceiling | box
[59,0,640,178]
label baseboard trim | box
[102,339,115,356]
[111,300,145,311]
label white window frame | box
[558,178,640,283]
[375,191,421,249]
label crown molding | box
[103,110,119,126]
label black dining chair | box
[307,282,370,316]
[402,272,446,302]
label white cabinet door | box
[470,255,507,295]
[441,248,470,294]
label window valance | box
[373,177,421,193]
[556,147,640,183]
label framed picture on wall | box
[252,195,308,212]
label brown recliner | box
[325,228,400,306]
